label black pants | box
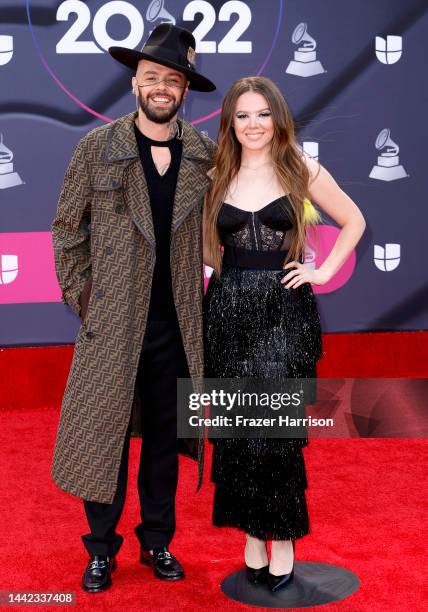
[81,317,189,557]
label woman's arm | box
[307,156,366,280]
[282,156,366,288]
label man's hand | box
[78,277,92,322]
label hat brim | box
[109,47,216,92]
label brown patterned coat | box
[51,110,216,503]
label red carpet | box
[1,331,427,610]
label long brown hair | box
[203,76,320,276]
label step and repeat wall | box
[1,0,427,345]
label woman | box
[202,76,365,592]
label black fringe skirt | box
[203,264,323,540]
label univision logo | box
[375,35,402,65]
[374,244,400,272]
[0,254,18,284]
[0,35,13,66]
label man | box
[51,24,216,592]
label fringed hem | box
[212,518,310,542]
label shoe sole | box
[81,578,112,593]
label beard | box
[137,90,184,124]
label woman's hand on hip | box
[281,261,331,288]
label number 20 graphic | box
[56,0,252,55]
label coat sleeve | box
[51,135,92,318]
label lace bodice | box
[217,195,294,252]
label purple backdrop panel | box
[0,0,427,345]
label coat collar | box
[104,110,212,164]
[105,111,213,248]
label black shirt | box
[134,123,183,320]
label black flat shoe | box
[140,546,184,581]
[82,555,117,593]
[245,564,269,584]
[268,539,295,593]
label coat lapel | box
[104,111,213,245]
[123,160,155,248]
[104,110,139,164]
[171,121,213,233]
[105,111,155,247]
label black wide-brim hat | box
[109,23,216,92]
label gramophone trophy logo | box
[0,35,13,66]
[146,0,175,35]
[369,129,408,182]
[286,22,325,77]
[0,134,24,190]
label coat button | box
[115,204,124,214]
[105,245,113,254]
[86,331,94,339]
[112,180,120,188]
[95,288,104,298]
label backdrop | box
[1,0,427,346]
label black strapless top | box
[217,195,296,270]
[218,195,294,251]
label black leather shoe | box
[267,540,295,593]
[245,564,269,585]
[140,546,184,581]
[82,555,117,593]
